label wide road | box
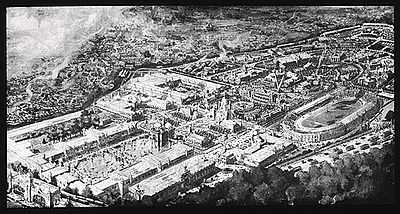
[274,128,371,168]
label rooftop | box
[32,178,60,193]
[259,134,293,147]
[187,133,206,142]
[69,180,87,191]
[247,146,275,164]
[54,172,78,184]
[150,143,193,165]
[130,155,214,197]
[115,158,158,181]
[42,166,69,178]
[91,177,118,192]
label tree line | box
[171,141,394,206]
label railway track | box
[274,126,375,169]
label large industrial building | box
[129,154,218,202]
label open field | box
[301,98,361,128]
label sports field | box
[301,98,361,128]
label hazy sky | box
[6,7,127,79]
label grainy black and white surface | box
[6,6,395,207]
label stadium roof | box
[293,94,332,114]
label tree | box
[297,171,310,185]
[82,186,94,198]
[370,147,385,168]
[318,175,339,197]
[352,153,365,169]
[142,195,153,206]
[65,199,74,207]
[337,174,351,192]
[72,187,79,195]
[384,110,394,122]
[266,166,285,182]
[305,179,322,200]
[342,154,357,177]
[253,183,274,204]
[352,174,375,200]
[245,167,264,186]
[308,165,321,179]
[32,170,40,179]
[319,195,333,205]
[320,161,335,177]
[228,181,252,203]
[359,165,373,177]
[285,185,305,205]
[64,186,73,194]
[361,153,378,172]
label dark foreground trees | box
[173,142,394,206]
[107,141,393,206]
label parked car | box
[371,140,379,146]
[336,149,344,154]
[360,144,370,150]
[346,145,355,151]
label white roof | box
[293,94,332,114]
[130,155,214,196]
[220,120,238,129]
[260,134,292,147]
[187,133,206,142]
[91,186,104,196]
[92,178,118,191]
[117,159,158,181]
[42,166,68,177]
[247,147,275,164]
[55,172,78,183]
[151,143,192,164]
[44,148,64,159]
[69,180,87,191]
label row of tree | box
[171,141,394,206]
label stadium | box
[282,88,381,144]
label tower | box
[226,98,232,120]
[212,103,217,120]
[8,170,12,193]
[161,128,168,148]
[189,124,193,134]
[155,131,161,152]
[24,173,33,202]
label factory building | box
[129,155,218,202]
